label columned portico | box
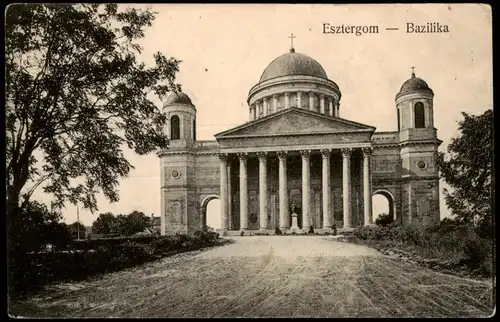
[342,148,352,229]
[277,150,289,230]
[321,149,332,229]
[238,152,248,230]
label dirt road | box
[11,236,494,318]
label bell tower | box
[160,91,198,235]
[396,68,441,226]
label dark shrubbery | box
[274,227,282,235]
[9,230,227,298]
[352,221,493,277]
[308,225,314,234]
[374,213,394,227]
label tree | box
[9,200,71,253]
[6,4,180,226]
[124,211,151,235]
[437,109,493,234]
[68,221,86,239]
[111,214,128,236]
[112,211,150,236]
[91,212,116,235]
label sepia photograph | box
[6,3,494,318]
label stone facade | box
[158,50,442,235]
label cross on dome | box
[411,66,416,78]
[288,33,296,53]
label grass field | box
[9,236,495,318]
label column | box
[277,150,288,230]
[238,152,248,230]
[321,149,332,229]
[328,98,334,116]
[285,93,290,109]
[320,95,325,114]
[218,154,229,230]
[429,106,434,128]
[297,92,302,109]
[362,147,373,226]
[252,105,256,121]
[249,107,253,122]
[300,150,311,230]
[272,94,278,114]
[309,92,314,111]
[409,104,414,128]
[227,162,232,229]
[342,148,352,228]
[257,152,268,230]
[263,98,268,117]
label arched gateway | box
[158,46,442,235]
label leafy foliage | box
[353,219,493,277]
[9,200,72,253]
[91,211,151,236]
[68,221,86,239]
[374,213,394,227]
[437,109,493,234]
[6,4,180,216]
[91,212,116,235]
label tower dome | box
[259,50,328,82]
[164,91,194,107]
[396,71,433,100]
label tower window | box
[397,109,401,131]
[171,115,180,140]
[193,119,196,141]
[414,102,425,128]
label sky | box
[31,4,493,226]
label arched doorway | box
[372,189,397,224]
[201,195,220,231]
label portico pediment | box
[215,108,376,139]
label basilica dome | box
[247,47,341,121]
[164,92,194,107]
[396,72,433,99]
[259,49,328,82]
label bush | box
[351,222,493,277]
[374,213,394,227]
[118,241,152,262]
[8,230,229,299]
[308,225,314,234]
[274,227,282,235]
